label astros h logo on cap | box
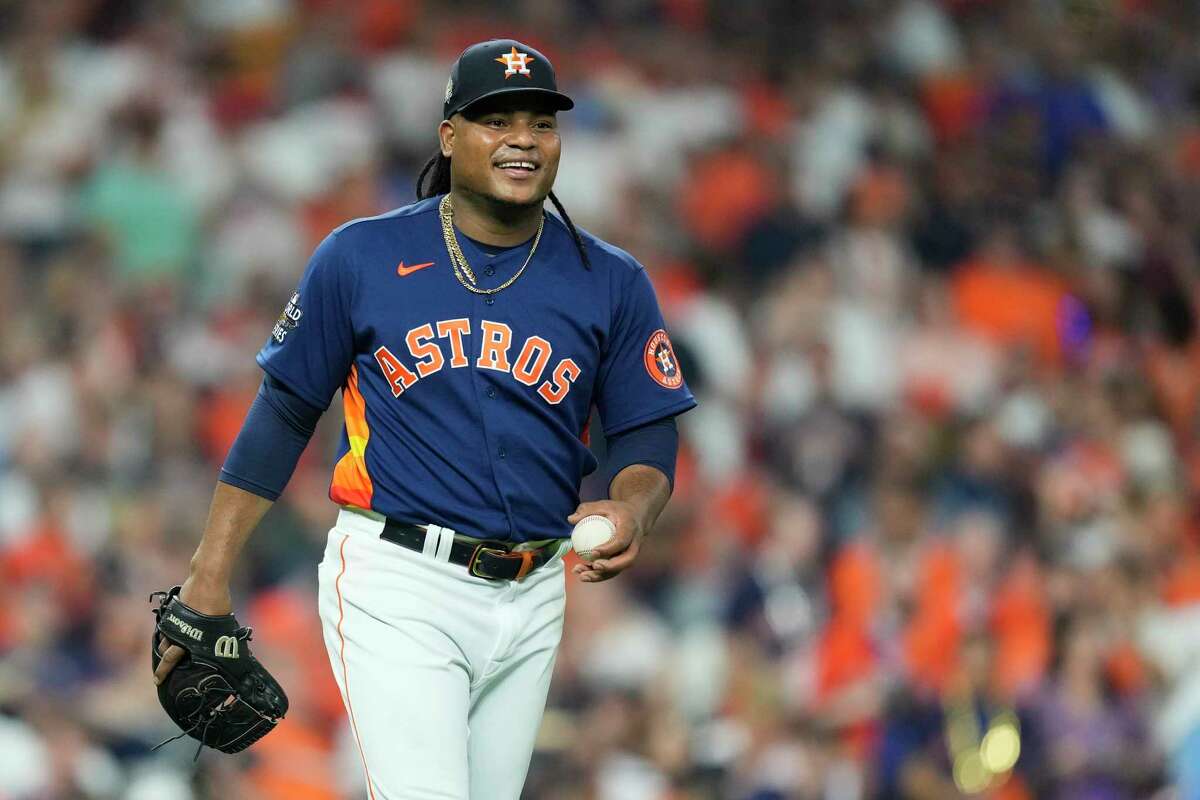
[495,46,535,79]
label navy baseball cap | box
[443,39,574,120]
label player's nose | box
[500,122,536,149]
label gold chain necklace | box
[439,195,543,296]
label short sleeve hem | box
[601,396,697,438]
[218,472,282,502]
[256,353,337,412]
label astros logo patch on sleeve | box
[643,329,683,389]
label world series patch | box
[272,292,302,343]
[643,329,683,389]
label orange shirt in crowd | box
[678,147,777,252]
[903,545,962,692]
[920,72,990,145]
[989,555,1051,697]
[1161,540,1200,607]
[951,258,1068,367]
[0,522,93,649]
[741,80,793,140]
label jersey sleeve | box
[255,232,356,410]
[594,265,697,436]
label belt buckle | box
[467,545,508,580]
[467,544,535,581]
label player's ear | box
[438,119,455,158]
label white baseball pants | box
[317,509,569,800]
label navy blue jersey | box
[257,195,696,542]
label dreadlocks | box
[416,153,452,199]
[416,152,592,271]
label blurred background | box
[3,0,1200,798]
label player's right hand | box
[152,577,233,685]
[568,500,644,583]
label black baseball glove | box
[149,586,288,756]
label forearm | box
[608,463,671,535]
[154,480,273,682]
[188,481,274,588]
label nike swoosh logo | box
[397,261,436,276]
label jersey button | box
[498,447,507,459]
[485,297,495,305]
[486,386,496,399]
[485,266,495,276]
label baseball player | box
[152,39,695,799]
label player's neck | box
[448,189,543,247]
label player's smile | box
[493,158,540,181]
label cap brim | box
[449,87,574,120]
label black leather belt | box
[380,519,554,581]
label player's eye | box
[485,118,506,128]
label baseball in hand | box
[571,515,616,561]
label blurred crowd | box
[3,0,1200,798]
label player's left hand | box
[567,500,644,582]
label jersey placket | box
[460,235,528,541]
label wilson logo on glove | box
[167,613,204,641]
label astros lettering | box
[373,318,581,404]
